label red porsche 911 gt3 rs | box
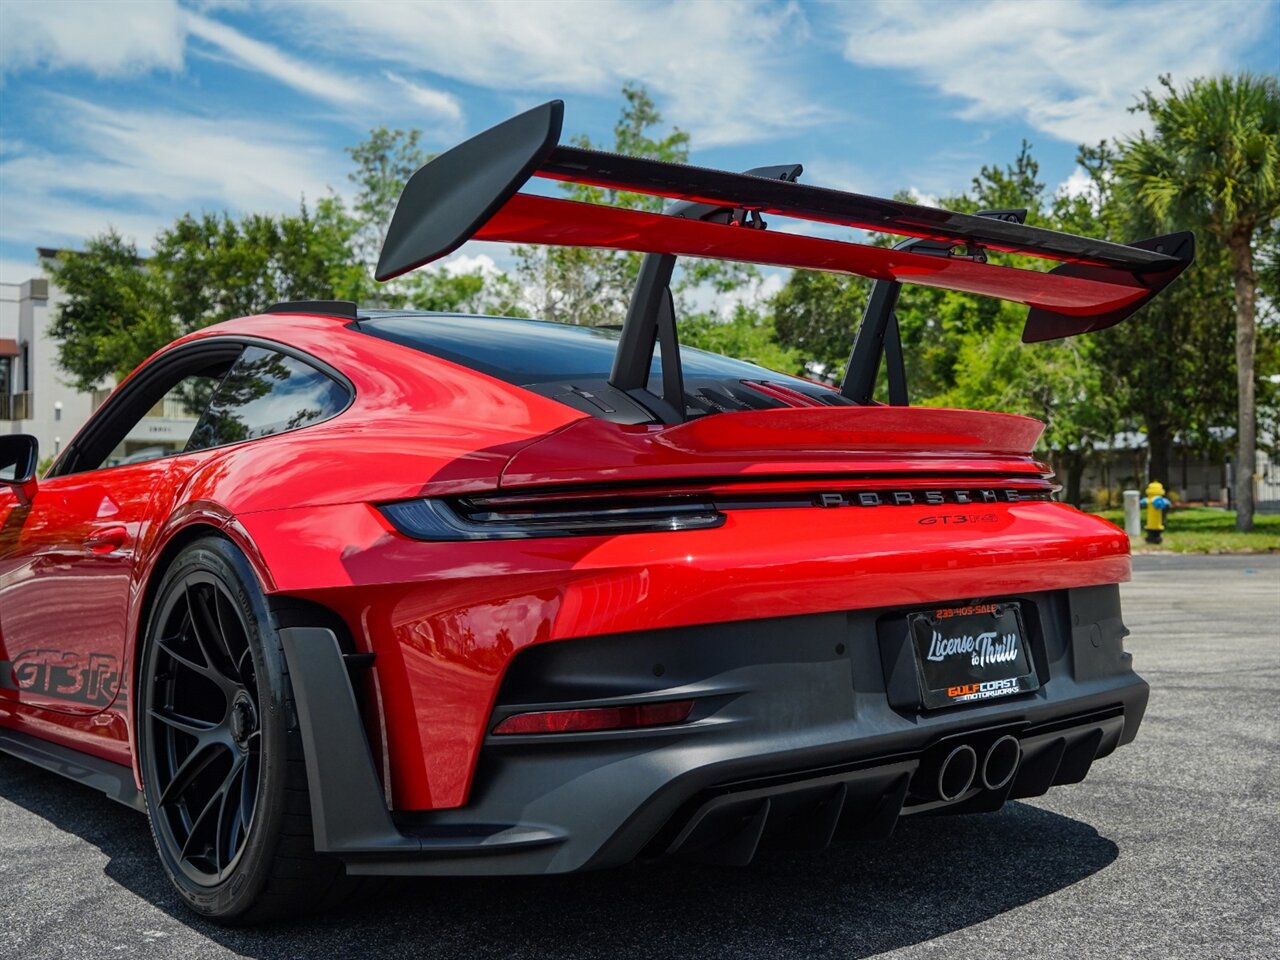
[0,101,1193,921]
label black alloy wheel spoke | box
[147,705,219,741]
[155,634,221,687]
[154,736,226,808]
[210,587,246,685]
[179,754,244,866]
[234,644,254,684]
[183,582,241,692]
[237,762,255,840]
[212,757,248,874]
[148,571,262,886]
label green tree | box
[50,199,368,388]
[1114,73,1280,529]
[345,126,523,313]
[515,83,692,326]
[1053,142,1241,492]
[771,269,871,379]
[48,231,174,391]
[680,303,800,374]
[346,126,428,264]
[938,312,1114,505]
[154,199,369,330]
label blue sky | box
[1,0,1277,285]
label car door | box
[0,341,242,716]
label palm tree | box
[1115,74,1280,530]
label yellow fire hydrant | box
[1140,480,1172,544]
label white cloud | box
[840,0,1272,144]
[1056,165,1110,215]
[184,11,372,106]
[437,253,500,277]
[1057,167,1095,200]
[908,187,939,208]
[0,255,46,285]
[0,191,164,251]
[798,157,875,196]
[383,72,463,122]
[1,3,376,110]
[716,270,785,318]
[0,0,185,76]
[265,0,830,147]
[0,97,347,250]
[680,268,787,320]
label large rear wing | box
[377,101,1194,421]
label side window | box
[101,372,225,468]
[186,346,348,453]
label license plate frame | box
[908,602,1039,709]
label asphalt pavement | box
[2,554,1277,960]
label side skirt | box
[0,727,145,812]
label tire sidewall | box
[138,536,296,919]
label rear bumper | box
[281,583,1147,876]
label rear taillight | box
[380,497,725,541]
[492,699,696,735]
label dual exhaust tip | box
[935,735,1021,802]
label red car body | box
[1,102,1185,900]
[0,305,1136,841]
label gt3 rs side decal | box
[0,652,124,708]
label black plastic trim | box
[275,583,1144,876]
[265,300,358,319]
[377,100,564,281]
[0,727,145,812]
[279,626,565,861]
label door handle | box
[86,525,128,554]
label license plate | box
[908,602,1039,709]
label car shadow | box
[0,755,1117,959]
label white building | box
[0,275,99,464]
[1,267,196,467]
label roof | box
[0,338,19,358]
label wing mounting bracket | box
[610,164,804,424]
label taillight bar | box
[466,475,1058,510]
[380,497,725,541]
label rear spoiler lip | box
[498,406,1050,490]
[376,98,1184,284]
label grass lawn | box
[1091,505,1280,554]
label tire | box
[137,535,359,923]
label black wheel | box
[138,536,358,922]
